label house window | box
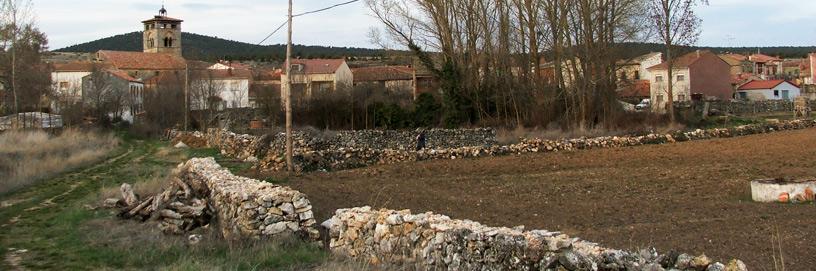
[171,24,177,29]
[657,94,664,104]
[774,90,779,97]
[676,75,685,81]
[655,75,664,82]
[59,82,70,90]
[634,71,640,80]
[678,94,686,101]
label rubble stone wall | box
[170,119,816,172]
[181,158,320,240]
[326,207,746,271]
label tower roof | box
[143,5,183,23]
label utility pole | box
[285,0,294,172]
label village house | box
[617,52,662,82]
[283,58,353,101]
[647,50,732,112]
[249,69,282,108]
[736,80,800,101]
[718,54,748,76]
[616,52,662,103]
[81,69,146,122]
[194,65,253,110]
[748,53,782,79]
[352,65,414,94]
[49,62,95,107]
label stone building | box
[142,6,183,56]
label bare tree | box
[83,65,115,122]
[366,0,646,129]
[646,0,707,123]
[189,69,225,130]
[0,0,49,118]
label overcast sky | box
[32,0,816,50]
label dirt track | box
[285,128,816,269]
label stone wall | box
[170,119,816,173]
[326,207,747,271]
[182,158,320,240]
[110,157,319,241]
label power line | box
[256,0,361,45]
[293,0,359,17]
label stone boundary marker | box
[170,119,816,173]
[326,207,748,271]
[751,179,816,203]
[107,158,320,241]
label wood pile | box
[104,158,320,241]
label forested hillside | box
[56,32,386,61]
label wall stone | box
[325,207,745,271]
[170,119,816,173]
[109,157,319,241]
[182,158,320,240]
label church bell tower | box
[143,5,183,56]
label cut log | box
[125,196,154,218]
[120,183,139,206]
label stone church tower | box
[142,6,183,56]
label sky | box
[31,0,816,50]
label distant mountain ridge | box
[56,32,387,61]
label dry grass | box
[0,128,119,195]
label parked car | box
[635,99,650,111]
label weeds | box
[0,129,119,195]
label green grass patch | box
[0,136,328,270]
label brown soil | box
[279,128,816,270]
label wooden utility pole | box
[285,0,294,172]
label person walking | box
[415,129,427,151]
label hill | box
[57,32,816,62]
[56,32,387,61]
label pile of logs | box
[106,166,214,234]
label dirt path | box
[287,128,816,270]
[0,141,150,269]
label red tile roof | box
[748,54,781,63]
[287,59,345,74]
[51,62,96,72]
[142,15,183,23]
[647,50,720,70]
[617,80,650,98]
[352,66,414,82]
[253,69,282,81]
[721,53,747,62]
[196,68,252,79]
[731,72,760,85]
[738,79,797,91]
[107,69,140,82]
[98,50,186,70]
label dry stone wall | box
[170,119,816,173]
[109,157,319,241]
[326,207,747,271]
[182,158,320,240]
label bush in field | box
[0,129,119,194]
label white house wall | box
[738,82,800,101]
[51,71,91,98]
[218,78,250,109]
[650,68,691,112]
[639,53,663,82]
